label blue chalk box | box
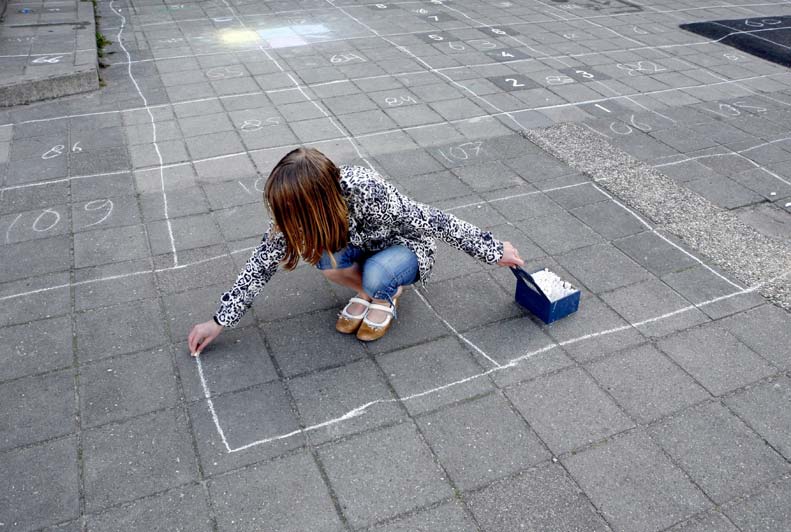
[510,267,581,324]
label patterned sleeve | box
[361,171,505,264]
[214,226,287,328]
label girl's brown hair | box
[265,147,348,269]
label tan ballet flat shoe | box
[356,290,401,342]
[336,297,370,334]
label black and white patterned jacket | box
[214,165,504,327]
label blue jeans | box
[317,244,419,313]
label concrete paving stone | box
[0,436,79,531]
[290,117,347,143]
[722,475,791,532]
[85,483,213,532]
[417,392,550,490]
[322,93,379,115]
[651,127,720,153]
[178,112,235,137]
[564,430,710,532]
[289,358,404,444]
[260,308,367,377]
[517,210,604,255]
[545,182,607,209]
[139,187,209,222]
[725,375,791,461]
[661,266,763,320]
[444,201,508,230]
[613,231,698,277]
[0,315,73,382]
[9,134,67,161]
[177,319,277,395]
[686,175,764,210]
[374,149,445,177]
[0,271,71,327]
[666,510,738,532]
[600,279,710,338]
[420,271,523,331]
[5,156,68,185]
[76,298,167,363]
[70,146,131,176]
[337,109,400,136]
[384,104,445,128]
[79,347,178,428]
[556,243,654,294]
[0,369,75,451]
[74,258,158,311]
[318,422,453,529]
[369,501,476,532]
[277,101,329,122]
[736,203,791,244]
[467,462,609,532]
[428,98,487,121]
[0,235,71,283]
[195,153,258,182]
[587,343,709,424]
[718,304,791,370]
[72,195,141,232]
[42,519,82,532]
[694,150,760,176]
[83,408,198,511]
[451,160,524,192]
[148,213,224,254]
[507,366,633,454]
[188,381,305,475]
[185,130,245,160]
[657,323,776,396]
[1,205,71,244]
[209,451,343,532]
[570,200,648,241]
[73,224,150,268]
[399,170,476,203]
[238,123,299,150]
[377,336,494,415]
[731,167,791,201]
[649,401,790,505]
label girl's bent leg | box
[362,245,419,324]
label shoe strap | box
[341,298,370,319]
[367,303,394,314]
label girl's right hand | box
[188,320,224,357]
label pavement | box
[0,0,99,106]
[1,0,790,531]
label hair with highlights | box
[265,147,348,269]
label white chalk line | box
[205,279,773,452]
[108,0,179,267]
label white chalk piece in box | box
[510,266,580,324]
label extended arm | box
[363,173,505,264]
[214,227,287,328]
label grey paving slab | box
[666,511,739,532]
[556,243,653,294]
[377,336,494,415]
[0,315,73,381]
[0,436,79,531]
[725,375,791,461]
[86,484,214,532]
[717,304,791,370]
[0,369,74,451]
[467,462,610,532]
[318,422,453,529]
[79,347,179,428]
[722,476,791,532]
[649,402,790,505]
[564,430,710,532]
[587,343,710,424]
[416,392,550,490]
[209,451,343,532]
[506,367,634,455]
[76,298,168,363]
[369,501,476,532]
[289,359,404,444]
[657,323,776,396]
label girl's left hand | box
[497,241,524,267]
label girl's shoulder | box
[339,164,387,194]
